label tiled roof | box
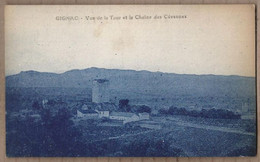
[78,109,98,114]
[83,102,117,111]
[110,112,136,117]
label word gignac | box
[56,16,79,20]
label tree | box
[137,105,151,113]
[119,99,130,112]
[32,100,41,110]
[159,108,168,115]
[168,106,177,115]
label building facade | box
[109,112,140,124]
[92,79,110,103]
[77,109,99,119]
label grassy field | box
[70,115,256,156]
[5,87,257,157]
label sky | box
[5,5,255,77]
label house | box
[95,109,110,118]
[92,102,116,118]
[42,99,48,108]
[138,112,150,120]
[77,109,99,119]
[82,102,116,110]
[109,112,140,124]
[80,102,115,118]
[94,103,110,118]
[81,104,89,110]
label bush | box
[101,117,110,122]
[159,106,240,119]
[119,99,130,112]
[136,105,151,113]
[158,108,168,115]
[32,100,42,110]
[7,107,86,157]
[119,99,129,109]
[120,137,185,156]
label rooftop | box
[78,109,98,114]
[110,112,136,117]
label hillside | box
[6,67,256,98]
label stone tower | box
[92,79,110,103]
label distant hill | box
[5,67,255,98]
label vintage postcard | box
[5,5,256,157]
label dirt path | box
[85,129,157,144]
[108,130,156,140]
[165,117,255,136]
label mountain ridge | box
[7,67,254,78]
[6,67,256,98]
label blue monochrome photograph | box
[5,5,256,157]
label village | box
[73,79,162,129]
[6,78,256,157]
[10,79,161,130]
[11,78,255,130]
